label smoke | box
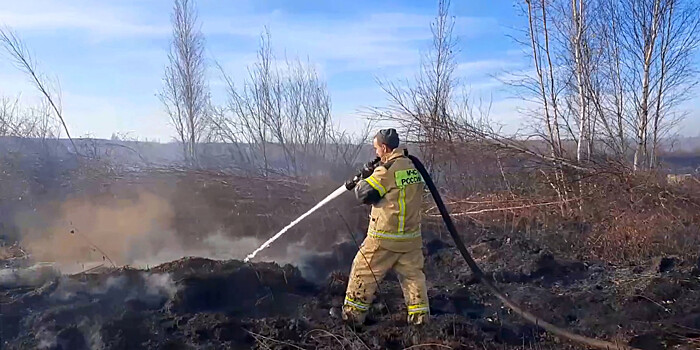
[13,191,271,272]
[127,232,266,267]
[143,272,178,299]
[36,327,57,349]
[10,181,357,282]
[49,275,124,301]
[35,320,105,350]
[14,190,300,271]
[0,263,60,288]
[50,272,179,307]
[292,241,358,283]
[79,319,104,350]
[16,191,177,273]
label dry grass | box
[0,243,25,260]
[430,167,700,265]
[583,172,700,263]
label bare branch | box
[0,26,79,156]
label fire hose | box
[346,154,639,350]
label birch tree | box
[160,0,211,166]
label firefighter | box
[342,128,429,327]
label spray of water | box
[244,185,348,262]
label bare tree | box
[327,122,375,173]
[373,0,458,173]
[420,0,458,166]
[605,0,700,170]
[277,55,335,175]
[532,0,565,157]
[505,1,566,159]
[159,0,210,166]
[648,0,700,167]
[568,0,592,163]
[510,0,699,172]
[0,97,21,136]
[0,27,77,155]
[214,31,273,175]
[625,0,667,170]
[588,0,628,158]
[371,0,588,187]
[214,30,359,177]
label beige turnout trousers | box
[342,237,429,325]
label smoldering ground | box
[4,227,700,350]
[2,269,181,350]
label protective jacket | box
[354,147,425,251]
[343,147,429,326]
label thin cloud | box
[205,11,498,74]
[0,1,169,39]
[0,11,169,37]
[457,59,522,78]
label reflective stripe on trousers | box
[367,229,420,240]
[344,297,369,311]
[408,303,430,315]
[343,237,429,323]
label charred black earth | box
[2,232,700,350]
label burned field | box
[2,0,700,346]
[2,226,700,350]
[1,163,700,350]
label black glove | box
[359,157,381,179]
[344,178,359,191]
[345,157,381,191]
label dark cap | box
[375,128,400,149]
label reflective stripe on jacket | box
[354,148,424,249]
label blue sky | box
[0,0,697,141]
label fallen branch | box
[428,198,578,217]
[425,197,543,213]
[69,229,116,268]
[632,294,671,313]
[69,263,105,277]
[403,344,454,350]
[246,330,306,350]
[303,329,348,348]
[348,327,370,350]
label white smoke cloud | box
[143,273,178,299]
[36,327,57,349]
[0,263,60,288]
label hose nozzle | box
[345,157,381,191]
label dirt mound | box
[0,259,315,349]
[171,260,316,316]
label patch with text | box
[395,169,424,188]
